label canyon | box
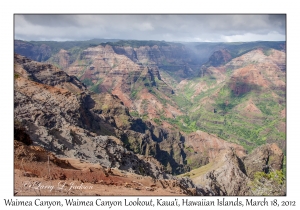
[14,39,286,195]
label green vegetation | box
[90,79,103,94]
[153,118,162,125]
[263,48,273,56]
[130,89,139,99]
[150,89,168,106]
[162,59,173,66]
[178,162,215,179]
[183,173,191,177]
[160,115,198,133]
[14,73,20,79]
[160,67,286,152]
[282,155,286,177]
[130,85,143,100]
[185,146,194,153]
[81,78,93,87]
[171,94,193,109]
[121,135,141,153]
[249,170,286,195]
[118,114,130,127]
[68,47,85,63]
[253,170,285,185]
[129,111,139,117]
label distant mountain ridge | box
[14,39,286,152]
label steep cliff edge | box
[14,54,165,177]
[244,143,284,179]
[179,143,285,196]
[14,54,212,178]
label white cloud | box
[139,22,154,31]
[222,31,286,42]
[14,14,286,42]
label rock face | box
[14,54,86,92]
[184,131,247,169]
[14,55,217,195]
[198,49,231,77]
[183,143,285,196]
[50,49,72,69]
[14,54,165,177]
[227,49,286,95]
[14,54,209,177]
[244,143,284,179]
[193,149,251,196]
[111,43,198,78]
[56,44,180,122]
[208,49,232,67]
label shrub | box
[249,170,286,195]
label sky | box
[14,14,286,42]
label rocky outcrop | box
[112,43,193,66]
[112,43,199,79]
[184,131,247,169]
[50,49,71,69]
[198,48,285,94]
[185,143,284,196]
[191,149,251,196]
[208,49,232,67]
[14,54,188,177]
[74,135,169,178]
[14,55,173,179]
[14,54,86,94]
[197,49,231,77]
[58,44,178,121]
[243,143,284,179]
[163,177,213,196]
[14,63,214,194]
[227,49,286,95]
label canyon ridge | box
[14,39,286,196]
